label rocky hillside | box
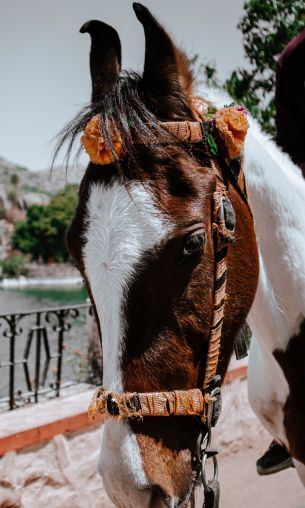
[0,156,82,205]
[0,157,82,259]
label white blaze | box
[83,180,170,391]
[83,180,172,505]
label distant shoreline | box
[0,276,83,289]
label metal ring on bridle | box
[199,428,219,491]
[201,452,219,491]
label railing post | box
[56,310,65,397]
[0,303,91,410]
[9,316,16,410]
[34,312,41,403]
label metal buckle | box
[106,393,119,416]
[199,430,219,493]
[126,394,141,413]
[206,376,222,428]
[207,387,222,428]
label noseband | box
[83,106,251,507]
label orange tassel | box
[215,107,249,159]
[81,115,123,165]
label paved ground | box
[219,437,305,508]
[215,380,305,507]
[1,379,304,507]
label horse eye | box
[183,232,205,256]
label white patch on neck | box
[83,180,170,391]
[200,85,305,450]
[200,85,305,351]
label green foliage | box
[10,173,20,186]
[202,63,220,89]
[7,189,18,205]
[12,184,78,262]
[0,255,27,279]
[201,0,305,135]
[21,184,51,196]
[0,201,5,220]
[15,165,28,173]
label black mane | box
[53,71,177,171]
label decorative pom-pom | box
[214,107,249,159]
[81,115,123,165]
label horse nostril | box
[152,485,191,508]
[153,485,172,507]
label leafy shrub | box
[0,202,5,220]
[12,184,78,262]
[199,0,305,136]
[0,255,27,279]
[10,174,20,186]
[7,189,18,205]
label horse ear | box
[80,20,121,103]
[133,3,194,103]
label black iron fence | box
[0,303,93,410]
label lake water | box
[0,285,88,314]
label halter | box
[88,156,236,422]
[85,106,249,422]
[83,108,250,507]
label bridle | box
[85,113,251,507]
[89,156,236,421]
[88,116,249,420]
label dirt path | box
[1,378,304,507]
[219,438,305,508]
[214,379,305,508]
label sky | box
[0,0,246,171]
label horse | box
[56,4,258,506]
[206,87,305,485]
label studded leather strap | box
[89,388,211,420]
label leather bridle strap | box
[89,388,211,420]
[160,121,204,143]
[203,162,233,390]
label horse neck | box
[244,121,305,351]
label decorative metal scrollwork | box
[0,303,92,410]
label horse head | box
[60,4,259,506]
